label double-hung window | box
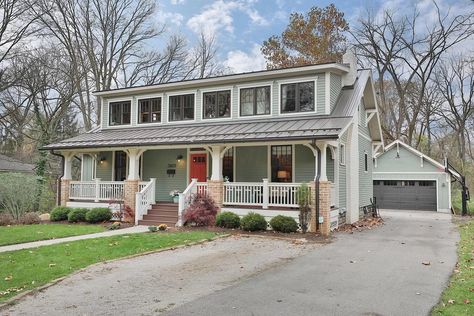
[138,97,161,124]
[240,86,271,116]
[169,94,195,121]
[271,145,292,182]
[203,90,231,119]
[281,81,314,113]
[109,101,131,126]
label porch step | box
[147,209,178,216]
[150,205,178,211]
[142,214,178,221]
[140,202,179,226]
[138,219,177,226]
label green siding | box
[235,146,267,182]
[339,130,348,210]
[142,149,187,201]
[374,145,450,211]
[81,155,94,181]
[359,135,373,207]
[316,74,325,113]
[326,149,335,182]
[330,73,341,112]
[295,145,315,182]
[95,152,112,181]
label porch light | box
[176,154,183,162]
[99,156,106,164]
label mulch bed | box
[335,217,384,233]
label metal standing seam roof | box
[43,115,352,150]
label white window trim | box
[237,82,273,119]
[106,97,133,129]
[136,93,164,126]
[277,76,318,116]
[339,143,346,166]
[200,86,234,121]
[167,90,197,124]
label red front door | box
[190,153,207,182]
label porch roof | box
[43,116,351,150]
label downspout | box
[313,141,322,232]
[50,150,64,206]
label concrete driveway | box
[2,210,458,316]
[164,210,458,316]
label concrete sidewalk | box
[0,225,149,253]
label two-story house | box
[44,50,383,235]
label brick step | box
[143,214,178,221]
[138,219,176,226]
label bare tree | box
[352,1,474,146]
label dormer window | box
[281,81,314,113]
[203,90,231,119]
[169,94,195,121]
[109,101,131,126]
[240,86,271,116]
[138,97,161,124]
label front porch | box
[59,141,339,235]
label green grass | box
[0,224,106,246]
[432,219,474,315]
[452,191,474,215]
[0,231,217,302]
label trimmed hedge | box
[240,212,267,231]
[215,211,240,229]
[68,208,89,223]
[85,208,112,223]
[269,215,298,233]
[50,206,73,221]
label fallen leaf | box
[49,263,56,267]
[447,299,455,304]
[464,299,471,304]
[4,276,12,281]
[422,261,431,266]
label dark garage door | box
[373,180,437,211]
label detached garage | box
[373,140,451,213]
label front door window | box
[271,145,292,182]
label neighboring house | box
[0,154,35,174]
[373,140,451,213]
[44,50,384,235]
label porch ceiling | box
[43,116,351,150]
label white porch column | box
[319,143,328,181]
[63,152,74,180]
[125,148,145,180]
[209,145,231,181]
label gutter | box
[50,150,64,206]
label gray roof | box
[43,116,352,150]
[0,154,35,173]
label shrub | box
[18,212,41,225]
[0,173,36,220]
[85,208,112,223]
[270,215,298,233]
[68,208,89,223]
[240,212,267,231]
[297,184,312,233]
[184,193,218,226]
[215,211,240,228]
[50,206,73,221]
[148,225,158,232]
[0,213,14,226]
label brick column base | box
[60,179,71,206]
[308,181,332,236]
[124,180,139,222]
[207,180,224,210]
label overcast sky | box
[156,0,471,72]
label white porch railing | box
[69,179,124,202]
[330,183,336,207]
[138,181,148,191]
[177,178,201,226]
[135,178,156,225]
[223,179,302,208]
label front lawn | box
[432,219,474,315]
[0,231,217,302]
[0,224,106,246]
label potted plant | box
[170,190,180,203]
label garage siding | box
[338,130,348,210]
[373,145,451,211]
[358,135,373,207]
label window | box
[383,180,398,186]
[203,90,231,119]
[339,143,346,165]
[109,101,131,126]
[373,180,381,185]
[281,81,314,113]
[271,145,292,182]
[114,151,127,181]
[364,152,368,172]
[240,86,271,116]
[138,97,161,124]
[169,94,195,121]
[222,148,234,182]
[419,181,435,187]
[401,181,415,186]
